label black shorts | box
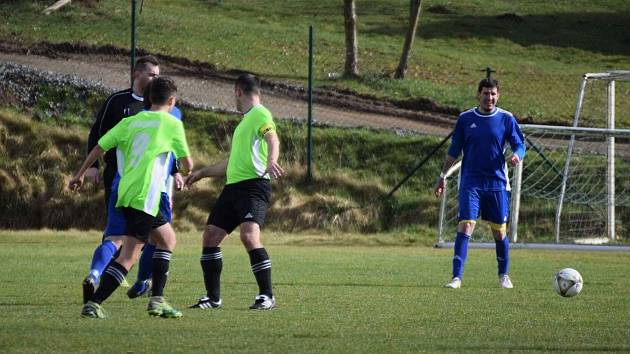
[122,207,168,242]
[206,178,271,234]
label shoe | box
[82,275,97,304]
[81,301,105,318]
[147,297,183,318]
[127,279,152,299]
[499,274,513,289]
[249,294,276,310]
[189,296,222,309]
[445,277,462,289]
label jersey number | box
[129,133,150,168]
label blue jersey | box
[448,107,525,191]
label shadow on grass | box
[365,12,630,56]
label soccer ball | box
[552,268,583,297]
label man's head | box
[147,76,177,110]
[477,78,500,113]
[133,55,160,94]
[234,74,261,112]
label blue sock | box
[495,235,510,276]
[89,240,118,280]
[452,232,469,279]
[136,243,155,282]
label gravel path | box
[0,51,452,136]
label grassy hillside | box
[0,103,444,239]
[2,1,630,124]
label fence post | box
[306,25,314,182]
[437,179,448,244]
[607,79,616,240]
[509,159,523,243]
[130,0,137,87]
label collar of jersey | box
[243,104,263,116]
[131,92,144,101]
[474,107,498,117]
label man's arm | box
[184,159,229,188]
[85,99,111,184]
[263,131,284,179]
[68,146,106,191]
[434,155,457,198]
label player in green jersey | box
[185,74,283,310]
[69,77,193,318]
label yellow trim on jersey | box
[258,123,275,137]
[458,220,477,225]
[488,222,507,233]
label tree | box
[394,0,423,79]
[343,0,358,77]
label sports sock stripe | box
[200,252,223,261]
[105,266,126,284]
[251,260,271,273]
[153,251,172,261]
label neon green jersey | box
[98,111,190,216]
[226,104,276,185]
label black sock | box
[248,248,272,297]
[151,249,172,297]
[200,247,222,301]
[92,261,128,304]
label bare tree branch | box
[43,0,72,15]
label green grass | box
[2,1,630,124]
[1,230,629,353]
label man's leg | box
[483,190,512,288]
[240,222,274,310]
[147,221,182,318]
[82,236,143,318]
[191,224,228,309]
[446,188,479,289]
[129,192,172,298]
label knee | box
[490,223,507,240]
[202,226,225,247]
[457,220,476,236]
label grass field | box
[2,1,630,124]
[1,230,629,353]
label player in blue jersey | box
[434,78,525,289]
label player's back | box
[98,111,189,215]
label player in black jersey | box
[85,55,160,205]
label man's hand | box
[508,154,521,167]
[184,170,201,189]
[68,175,85,192]
[85,167,100,185]
[265,160,284,179]
[173,173,185,191]
[434,176,445,198]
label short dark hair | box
[148,76,177,106]
[235,73,260,95]
[134,55,160,72]
[477,78,499,93]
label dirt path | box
[0,51,452,136]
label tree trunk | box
[394,0,423,79]
[343,0,358,77]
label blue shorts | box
[104,178,172,237]
[458,187,510,226]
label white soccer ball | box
[552,268,583,297]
